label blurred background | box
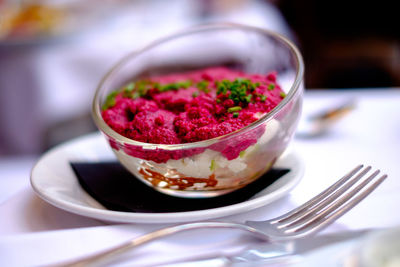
[0,0,399,157]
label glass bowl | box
[92,23,304,198]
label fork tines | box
[273,164,387,235]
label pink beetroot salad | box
[101,67,286,162]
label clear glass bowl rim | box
[92,23,304,150]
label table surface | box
[1,88,399,266]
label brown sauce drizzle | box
[139,168,217,190]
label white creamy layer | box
[159,119,280,178]
[114,119,280,180]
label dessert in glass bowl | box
[92,24,304,198]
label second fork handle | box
[53,222,269,267]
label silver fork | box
[59,164,387,267]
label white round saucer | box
[31,132,305,223]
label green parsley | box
[280,92,287,98]
[128,80,153,98]
[122,82,134,98]
[179,80,192,88]
[216,78,261,105]
[157,80,192,92]
[239,150,246,158]
[124,82,135,92]
[196,80,209,93]
[158,83,179,92]
[260,94,267,102]
[244,94,252,103]
[210,159,216,171]
[215,80,228,95]
[233,112,239,118]
[227,106,242,113]
[192,91,199,98]
[267,84,275,91]
[102,91,118,110]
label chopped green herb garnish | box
[260,94,267,102]
[102,91,118,110]
[131,92,140,99]
[244,94,252,103]
[280,92,286,98]
[157,80,192,92]
[159,83,179,92]
[216,81,228,95]
[153,81,192,92]
[227,106,242,113]
[125,82,135,91]
[122,82,135,98]
[196,80,209,93]
[133,80,153,98]
[215,78,261,105]
[177,80,192,89]
[239,150,246,158]
[267,84,275,91]
[104,76,270,112]
[249,83,257,92]
[210,159,216,171]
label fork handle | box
[55,222,269,267]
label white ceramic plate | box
[30,132,305,223]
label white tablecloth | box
[1,89,399,266]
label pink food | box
[102,67,285,163]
